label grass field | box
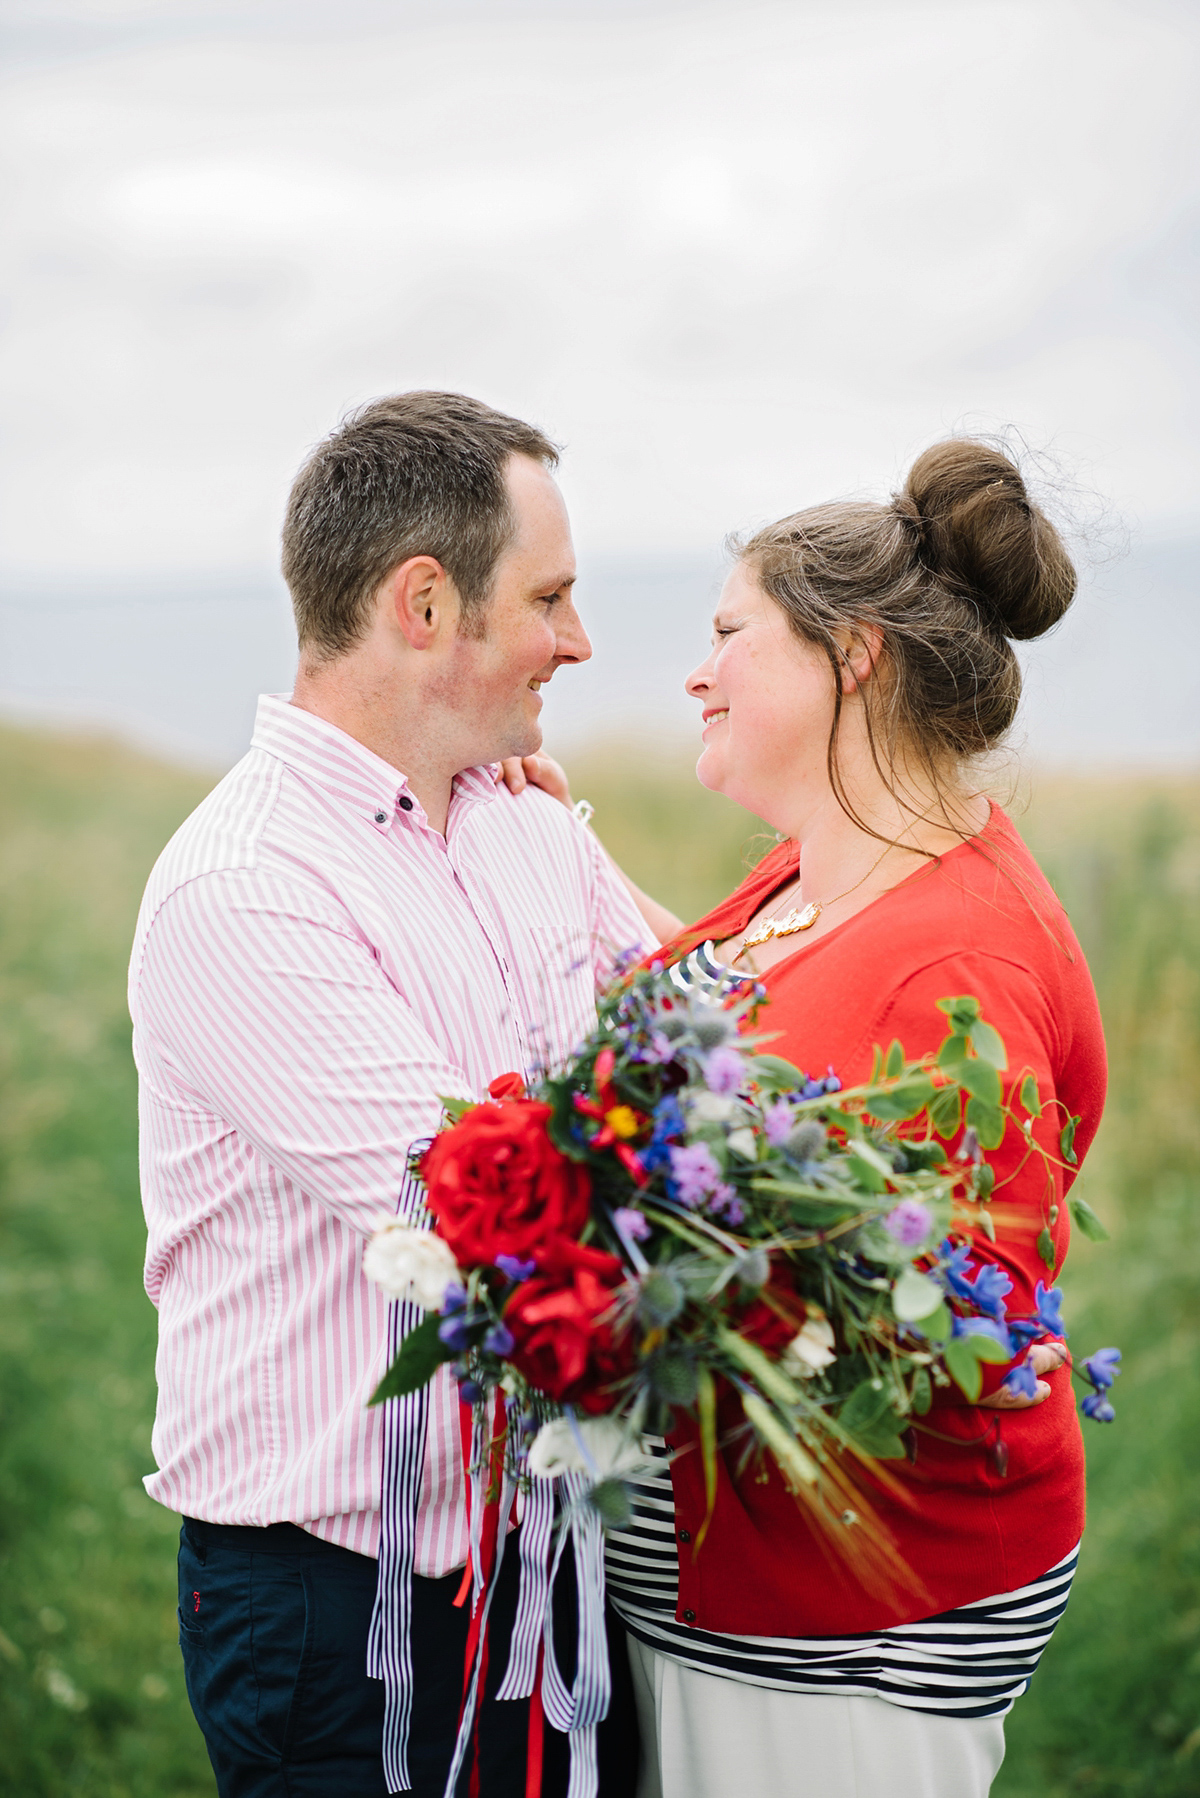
[1,724,1198,1795]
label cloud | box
[0,0,1197,585]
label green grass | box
[1,725,1197,1793]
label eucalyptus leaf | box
[892,1268,945,1322]
[747,1053,806,1094]
[1060,1114,1081,1165]
[1019,1074,1043,1118]
[944,1336,983,1401]
[368,1312,454,1406]
[911,1367,933,1415]
[957,1059,1002,1106]
[885,1039,905,1078]
[937,1034,969,1069]
[929,1086,963,1140]
[838,1377,895,1434]
[965,1096,1005,1150]
[913,1300,953,1344]
[1036,1226,1057,1271]
[869,1077,937,1122]
[965,1333,1012,1364]
[1069,1195,1111,1242]
[936,996,982,1033]
[966,1019,1008,1070]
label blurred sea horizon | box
[2,531,1197,777]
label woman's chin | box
[694,748,726,794]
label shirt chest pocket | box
[524,922,598,1074]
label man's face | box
[441,455,590,763]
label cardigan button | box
[682,1608,697,1624]
[677,1528,691,1543]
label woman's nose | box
[685,654,714,698]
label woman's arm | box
[498,755,685,945]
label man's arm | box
[135,870,475,1235]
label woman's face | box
[685,561,839,830]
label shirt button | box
[398,795,414,812]
[677,1528,691,1543]
[682,1608,697,1624]
[374,811,387,824]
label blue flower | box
[1007,1316,1042,1352]
[1003,1357,1040,1400]
[822,1069,842,1094]
[641,1095,686,1173]
[952,1314,1013,1355]
[1081,1392,1116,1422]
[442,1285,468,1313]
[936,1242,1012,1320]
[495,1254,536,1283]
[438,1313,473,1351]
[483,1322,514,1356]
[1033,1281,1066,1337]
[458,1379,484,1406]
[1082,1347,1122,1391]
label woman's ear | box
[836,624,884,694]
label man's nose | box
[554,600,592,666]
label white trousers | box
[626,1635,1007,1798]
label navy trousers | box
[178,1519,638,1797]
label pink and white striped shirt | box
[130,694,650,1572]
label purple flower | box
[1082,1347,1122,1391]
[882,1198,932,1248]
[495,1254,537,1283]
[1081,1392,1116,1422]
[822,1068,842,1094]
[709,1184,744,1226]
[764,1100,795,1147]
[442,1285,468,1313]
[955,1126,982,1165]
[458,1379,484,1405]
[613,1206,651,1242]
[668,1141,724,1207]
[1003,1357,1040,1400]
[704,1045,745,1095]
[483,1322,514,1356]
[1033,1281,1066,1337]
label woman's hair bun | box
[900,440,1076,641]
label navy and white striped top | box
[605,940,1077,1718]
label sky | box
[0,0,1197,766]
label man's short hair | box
[281,391,559,657]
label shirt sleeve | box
[581,823,658,989]
[133,869,475,1237]
[865,949,1074,1405]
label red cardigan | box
[662,805,1107,1634]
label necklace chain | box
[735,839,897,957]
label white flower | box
[726,1127,758,1161]
[781,1313,837,1379]
[362,1219,463,1311]
[688,1090,738,1125]
[527,1416,657,1482]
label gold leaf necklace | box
[734,838,898,958]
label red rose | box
[420,1100,591,1270]
[505,1260,634,1415]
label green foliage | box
[368,1312,453,1404]
[0,725,216,1796]
[3,726,1199,1797]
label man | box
[129,393,657,1795]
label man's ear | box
[837,623,884,694]
[380,556,459,649]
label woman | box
[514,438,1105,1798]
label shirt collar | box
[251,694,500,830]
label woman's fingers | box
[977,1339,1069,1409]
[979,1380,1052,1409]
[495,754,572,804]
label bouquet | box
[364,959,1119,1793]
